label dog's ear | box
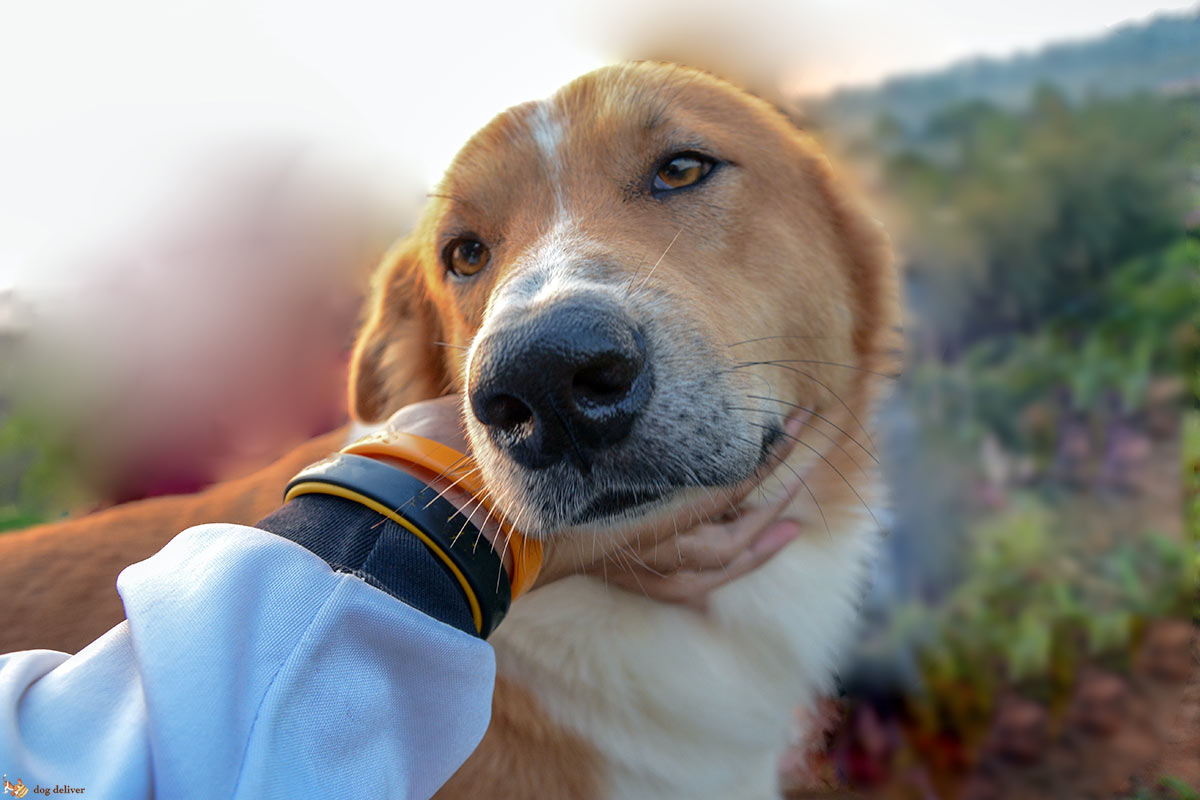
[811,156,904,380]
[349,239,448,422]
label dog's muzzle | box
[469,299,653,473]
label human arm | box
[0,519,492,799]
[0,395,806,797]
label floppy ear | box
[814,163,904,379]
[348,239,449,422]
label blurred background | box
[1,1,1197,798]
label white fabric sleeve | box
[0,523,495,799]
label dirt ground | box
[784,623,1196,800]
[783,430,1198,799]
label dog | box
[1,62,900,798]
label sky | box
[0,0,1193,287]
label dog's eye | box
[653,153,714,193]
[445,238,490,277]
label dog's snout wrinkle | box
[469,301,653,472]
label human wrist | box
[363,453,513,578]
[268,452,512,637]
[257,491,482,636]
[341,433,542,598]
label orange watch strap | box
[342,432,543,597]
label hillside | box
[808,7,1200,138]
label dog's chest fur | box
[491,471,881,799]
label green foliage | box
[1185,412,1200,622]
[894,235,1197,732]
[819,14,1200,790]
[1123,776,1200,800]
[869,80,1198,733]
[0,410,90,532]
[1159,776,1200,800]
[902,237,1199,457]
[885,91,1199,349]
[904,493,1194,737]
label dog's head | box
[351,63,899,539]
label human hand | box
[365,397,806,607]
[530,413,811,608]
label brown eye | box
[653,153,714,192]
[446,238,490,277]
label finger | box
[383,395,457,428]
[640,518,801,599]
[620,411,813,572]
[664,474,809,571]
[605,569,711,612]
[623,519,802,604]
[383,395,470,453]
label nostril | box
[479,393,533,429]
[572,358,637,406]
[468,305,651,466]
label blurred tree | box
[883,89,1199,350]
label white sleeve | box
[0,523,495,800]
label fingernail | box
[752,519,801,554]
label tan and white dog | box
[2,63,900,798]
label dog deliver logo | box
[2,776,28,798]
[2,777,85,797]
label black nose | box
[469,301,652,471]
